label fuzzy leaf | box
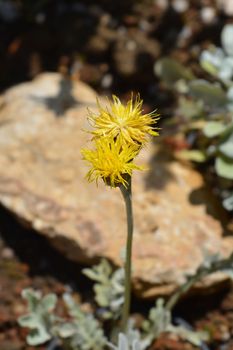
[168,325,209,347]
[154,58,194,86]
[21,289,41,312]
[215,156,233,179]
[221,24,233,57]
[203,121,227,137]
[119,333,129,350]
[200,48,224,76]
[18,314,40,329]
[219,134,233,159]
[223,193,233,211]
[189,80,227,108]
[55,323,77,338]
[27,327,51,346]
[108,332,143,350]
[178,150,206,162]
[178,97,204,119]
[82,268,103,282]
[41,294,57,312]
[94,285,110,307]
[201,59,219,76]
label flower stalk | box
[82,94,160,333]
[119,178,133,332]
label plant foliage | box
[155,24,233,211]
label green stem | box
[120,178,133,333]
[165,251,233,311]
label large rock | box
[0,73,232,298]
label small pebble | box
[101,73,113,89]
[172,0,189,13]
[155,0,169,11]
[35,12,46,24]
[201,7,216,24]
[2,247,14,259]
[126,40,137,51]
[139,19,151,32]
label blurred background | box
[0,1,233,349]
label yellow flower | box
[88,95,159,145]
[81,137,143,187]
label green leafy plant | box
[60,293,107,350]
[155,24,233,210]
[107,326,148,350]
[108,332,141,350]
[142,299,208,347]
[83,259,124,320]
[18,90,233,350]
[18,289,106,349]
[18,289,58,346]
[18,250,233,349]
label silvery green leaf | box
[55,323,77,338]
[41,294,57,312]
[95,285,110,307]
[215,156,233,179]
[227,87,233,111]
[200,47,224,75]
[223,193,233,211]
[227,102,233,112]
[95,259,112,278]
[82,268,102,282]
[189,80,227,108]
[108,332,143,350]
[219,57,233,80]
[174,79,189,94]
[119,333,129,350]
[62,293,106,349]
[63,293,83,319]
[83,260,124,320]
[154,58,194,86]
[27,326,51,346]
[168,325,209,347]
[227,85,233,101]
[83,260,112,283]
[22,288,42,300]
[110,296,124,311]
[178,97,204,119]
[178,150,206,162]
[18,314,41,329]
[203,121,227,137]
[219,133,233,159]
[200,59,219,76]
[21,288,41,311]
[202,252,220,268]
[143,298,171,338]
[199,46,233,80]
[207,144,217,156]
[223,269,233,278]
[221,24,233,57]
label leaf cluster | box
[155,24,233,211]
[83,259,124,320]
[18,289,106,349]
[18,252,233,349]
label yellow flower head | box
[81,137,143,187]
[88,95,159,145]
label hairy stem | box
[120,178,133,332]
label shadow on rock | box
[0,204,90,293]
[189,187,233,237]
[144,148,175,190]
[30,78,78,116]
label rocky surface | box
[0,73,232,298]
